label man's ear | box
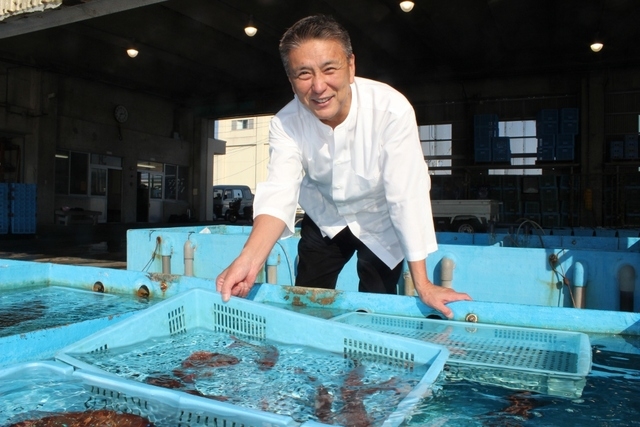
[348,54,356,83]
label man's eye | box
[324,67,336,74]
[296,71,312,80]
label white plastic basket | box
[331,312,592,398]
[56,288,449,426]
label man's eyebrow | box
[291,58,344,74]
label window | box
[163,164,188,201]
[419,124,452,175]
[231,119,254,130]
[69,152,89,195]
[56,151,122,196]
[54,151,69,194]
[490,120,540,175]
[90,168,107,196]
[164,164,177,200]
[137,161,188,201]
[177,166,188,202]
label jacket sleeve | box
[252,116,304,238]
[380,105,438,261]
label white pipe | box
[403,271,415,296]
[572,261,586,308]
[441,257,455,288]
[159,235,172,274]
[266,251,279,284]
[184,240,194,277]
[618,264,636,312]
[162,255,171,274]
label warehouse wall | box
[2,60,640,229]
[0,62,199,225]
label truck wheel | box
[227,211,238,223]
[454,221,477,233]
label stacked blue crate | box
[610,140,624,160]
[501,178,521,222]
[0,183,8,235]
[10,183,37,234]
[556,134,575,161]
[492,136,511,163]
[536,108,578,162]
[537,135,555,161]
[624,134,639,160]
[523,177,540,223]
[536,109,559,136]
[539,177,559,227]
[624,174,640,224]
[560,108,579,135]
[559,175,579,227]
[474,114,499,163]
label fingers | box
[216,266,254,302]
[215,269,230,301]
[435,302,454,319]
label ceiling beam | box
[0,0,168,39]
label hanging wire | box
[548,249,577,308]
[142,234,161,272]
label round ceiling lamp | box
[590,41,603,53]
[244,16,257,37]
[400,1,415,12]
[126,47,139,58]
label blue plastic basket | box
[331,312,592,398]
[57,288,449,426]
[0,361,313,427]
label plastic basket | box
[57,288,449,426]
[331,312,592,398]
[0,361,306,427]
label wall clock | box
[114,105,128,123]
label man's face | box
[287,39,355,128]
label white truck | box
[431,199,501,233]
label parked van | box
[213,185,254,222]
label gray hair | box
[279,15,353,75]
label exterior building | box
[213,116,272,194]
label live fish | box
[0,301,46,328]
[181,350,240,368]
[314,384,334,423]
[228,335,279,370]
[7,409,154,427]
[315,363,401,427]
[482,391,545,426]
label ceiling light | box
[590,41,603,53]
[244,16,257,37]
[400,1,415,12]
[126,47,139,58]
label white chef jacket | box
[253,77,438,268]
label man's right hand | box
[216,256,257,301]
[215,214,288,302]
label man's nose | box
[311,74,327,93]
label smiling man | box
[216,14,471,318]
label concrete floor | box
[0,220,252,269]
[0,223,128,268]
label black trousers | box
[295,215,403,294]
